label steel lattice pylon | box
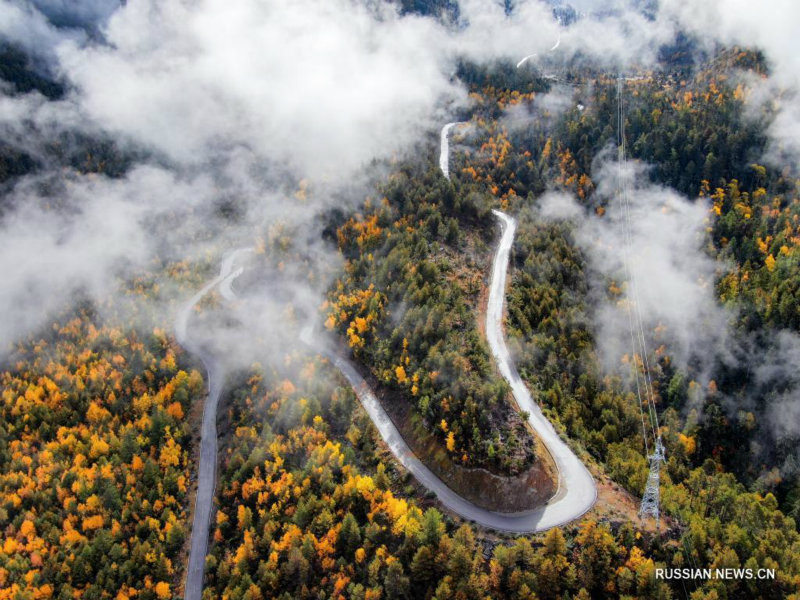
[639,435,666,527]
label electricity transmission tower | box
[638,435,665,528]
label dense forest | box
[494,50,800,509]
[0,309,202,600]
[326,168,540,475]
[204,333,799,600]
[206,353,680,600]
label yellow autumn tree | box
[154,581,170,600]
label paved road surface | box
[439,122,466,180]
[177,249,250,600]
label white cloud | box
[539,190,583,219]
[56,0,463,180]
[0,166,210,346]
[574,160,728,373]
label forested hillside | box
[326,167,540,476]
[0,309,202,599]
[206,352,680,600]
[446,46,800,597]
[495,50,800,509]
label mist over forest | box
[1,1,800,599]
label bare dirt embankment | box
[359,363,557,513]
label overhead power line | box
[615,75,665,529]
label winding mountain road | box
[179,207,596,597]
[301,210,596,531]
[176,249,251,600]
[486,209,596,526]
